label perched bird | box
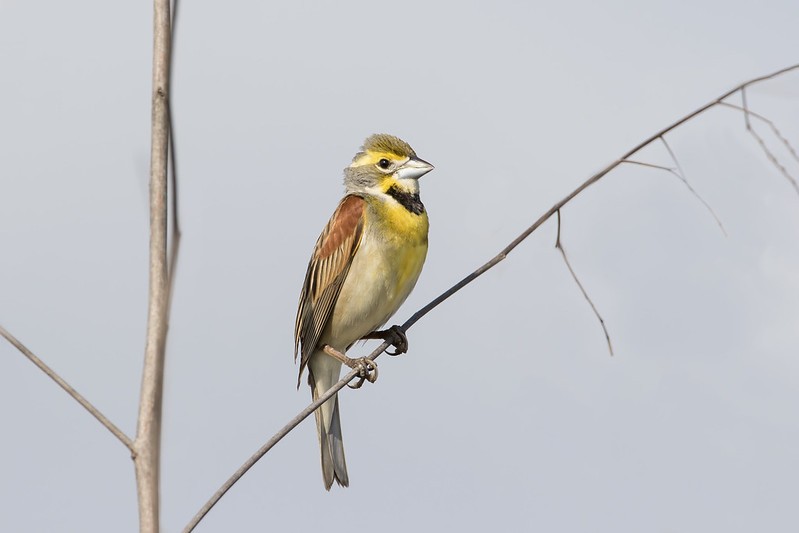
[294,133,434,490]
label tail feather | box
[309,352,349,490]
[328,397,349,486]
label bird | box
[294,133,434,490]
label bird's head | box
[344,133,434,196]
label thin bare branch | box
[741,86,752,131]
[717,102,799,165]
[182,357,375,532]
[554,211,613,356]
[168,0,181,280]
[184,63,799,532]
[0,324,134,451]
[739,86,799,194]
[623,155,727,236]
[622,159,675,172]
[401,64,799,332]
[135,0,172,531]
[167,105,181,312]
[659,136,727,236]
[659,136,687,178]
[717,101,799,194]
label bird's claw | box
[322,345,379,389]
[347,357,378,389]
[383,325,408,356]
[364,325,408,356]
[322,344,377,389]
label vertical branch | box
[134,0,172,532]
[167,0,182,308]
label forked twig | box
[659,135,727,236]
[0,325,134,452]
[184,63,799,532]
[555,210,614,356]
[622,156,727,236]
[717,102,799,165]
[717,101,799,194]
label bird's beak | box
[396,157,434,180]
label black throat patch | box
[386,185,425,215]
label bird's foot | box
[322,345,378,389]
[362,325,408,356]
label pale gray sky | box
[1,1,798,532]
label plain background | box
[1,1,798,532]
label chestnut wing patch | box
[294,195,365,385]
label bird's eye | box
[377,158,391,170]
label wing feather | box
[294,195,365,386]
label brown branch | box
[717,102,799,165]
[134,0,172,531]
[554,211,613,356]
[402,64,799,333]
[659,136,727,236]
[184,62,799,531]
[0,324,134,451]
[717,101,799,194]
[182,360,374,532]
[741,86,752,130]
[740,86,799,194]
[168,0,181,295]
[622,156,727,236]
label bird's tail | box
[310,352,349,490]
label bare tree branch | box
[134,0,172,531]
[741,86,752,131]
[622,157,727,236]
[0,324,134,451]
[554,211,613,356]
[183,63,799,531]
[659,136,727,237]
[740,86,799,194]
[182,360,373,532]
[717,102,799,166]
[168,0,181,297]
[717,101,799,194]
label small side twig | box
[658,135,727,236]
[167,0,181,297]
[622,156,727,236]
[0,324,134,452]
[554,211,613,356]
[717,100,799,194]
[717,102,799,165]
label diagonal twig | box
[184,62,799,532]
[622,156,727,236]
[659,135,727,236]
[717,102,799,165]
[740,87,799,194]
[182,357,375,532]
[555,210,613,356]
[717,100,799,194]
[0,324,134,452]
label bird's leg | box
[362,325,408,356]
[322,345,378,389]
